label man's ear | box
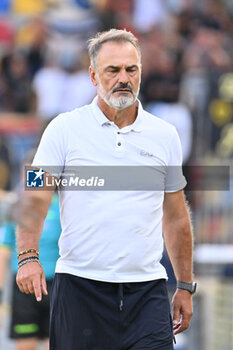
[89,66,98,86]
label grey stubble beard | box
[96,75,140,110]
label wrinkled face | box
[90,41,141,110]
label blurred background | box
[0,0,232,349]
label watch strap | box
[177,281,197,294]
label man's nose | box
[118,69,129,84]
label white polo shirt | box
[32,97,186,282]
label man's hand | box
[16,262,48,302]
[172,289,193,334]
[16,185,54,301]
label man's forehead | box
[97,41,139,65]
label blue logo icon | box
[26,169,45,188]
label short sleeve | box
[165,128,187,192]
[32,115,66,177]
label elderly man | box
[16,29,195,350]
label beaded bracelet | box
[18,256,40,269]
[17,249,39,260]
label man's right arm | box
[16,186,54,301]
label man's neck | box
[97,96,138,129]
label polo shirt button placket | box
[115,131,124,154]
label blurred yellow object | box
[216,123,233,157]
[219,73,233,102]
[12,0,46,15]
[15,25,35,46]
[209,99,233,126]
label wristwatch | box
[177,281,197,294]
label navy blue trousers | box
[50,273,174,350]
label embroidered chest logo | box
[140,150,154,157]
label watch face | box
[192,282,197,294]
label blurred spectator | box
[33,48,96,119]
[0,0,232,160]
[201,1,232,31]
[60,51,96,112]
[0,51,33,113]
[0,136,11,190]
[141,32,193,164]
[15,17,47,77]
[147,102,193,164]
[96,0,134,31]
[32,53,67,121]
[46,0,100,56]
[133,0,168,33]
[182,27,232,72]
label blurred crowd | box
[0,0,233,190]
[0,3,232,349]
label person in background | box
[0,51,33,113]
[0,192,61,350]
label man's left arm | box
[162,190,193,335]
